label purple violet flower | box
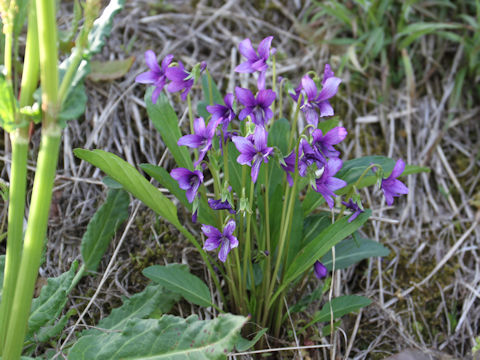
[206,93,236,133]
[281,151,296,187]
[342,199,364,222]
[314,158,347,208]
[235,87,276,127]
[170,168,203,203]
[316,64,342,118]
[291,65,342,128]
[135,50,174,104]
[177,117,219,167]
[202,219,239,262]
[314,261,328,279]
[381,159,409,205]
[311,126,348,164]
[298,139,323,177]
[166,61,194,101]
[232,126,274,183]
[235,36,274,74]
[208,198,236,214]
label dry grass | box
[0,0,479,359]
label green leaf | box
[27,261,79,337]
[396,22,462,49]
[140,164,216,226]
[81,284,180,337]
[143,264,214,308]
[81,188,130,272]
[303,295,371,329]
[86,0,125,57]
[269,117,290,154]
[146,90,193,170]
[0,76,17,133]
[68,314,246,360]
[29,308,76,343]
[74,149,180,228]
[59,82,88,126]
[59,0,125,88]
[321,236,390,271]
[235,328,268,352]
[283,210,371,286]
[88,57,135,82]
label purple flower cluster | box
[138,36,409,265]
[136,51,203,104]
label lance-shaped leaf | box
[0,77,17,133]
[320,236,390,271]
[302,295,372,330]
[81,188,130,272]
[68,314,247,360]
[284,210,371,284]
[81,284,180,337]
[73,149,180,228]
[143,264,213,308]
[27,261,79,337]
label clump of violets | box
[135,35,412,335]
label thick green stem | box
[0,136,28,352]
[4,127,61,360]
[0,3,39,352]
[2,1,58,358]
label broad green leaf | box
[317,118,339,135]
[74,149,180,227]
[88,57,135,82]
[28,308,76,343]
[321,236,390,271]
[143,264,213,308]
[81,188,130,272]
[303,295,372,329]
[283,210,371,286]
[140,164,216,226]
[68,314,246,360]
[235,328,268,352]
[82,284,180,337]
[146,90,193,170]
[27,261,79,337]
[0,77,17,132]
[302,213,331,245]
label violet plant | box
[76,36,427,342]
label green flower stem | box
[242,181,255,304]
[262,155,300,328]
[206,70,214,106]
[4,127,62,360]
[262,167,272,304]
[271,55,276,119]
